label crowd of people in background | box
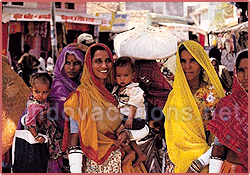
[3,30,248,174]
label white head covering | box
[77,33,95,46]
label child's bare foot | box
[133,153,147,167]
[122,150,135,165]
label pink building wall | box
[37,2,86,13]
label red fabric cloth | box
[133,60,172,109]
[199,33,205,47]
[207,73,248,170]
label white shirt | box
[46,57,54,72]
[221,50,236,72]
[112,82,146,120]
[38,57,46,73]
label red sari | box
[207,72,248,172]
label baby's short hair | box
[114,56,134,72]
[29,72,53,89]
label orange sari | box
[64,43,146,173]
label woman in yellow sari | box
[163,40,225,173]
[63,43,146,173]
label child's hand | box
[36,136,45,144]
[125,119,133,129]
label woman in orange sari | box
[63,43,146,173]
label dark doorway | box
[9,33,22,59]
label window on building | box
[55,2,61,8]
[11,2,24,6]
[65,3,75,10]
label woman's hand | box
[125,118,133,129]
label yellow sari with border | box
[163,40,225,173]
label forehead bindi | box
[66,54,78,62]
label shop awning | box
[159,22,207,35]
[208,21,248,34]
[2,7,102,25]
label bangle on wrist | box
[190,159,204,173]
[34,134,40,139]
[124,129,133,139]
[210,156,223,161]
[68,145,83,154]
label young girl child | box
[25,73,52,142]
[112,56,149,166]
[12,73,62,173]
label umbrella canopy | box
[114,25,177,60]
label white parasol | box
[114,25,177,60]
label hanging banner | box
[96,12,115,32]
[65,23,91,31]
[96,12,128,32]
[111,14,128,32]
[10,13,101,25]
